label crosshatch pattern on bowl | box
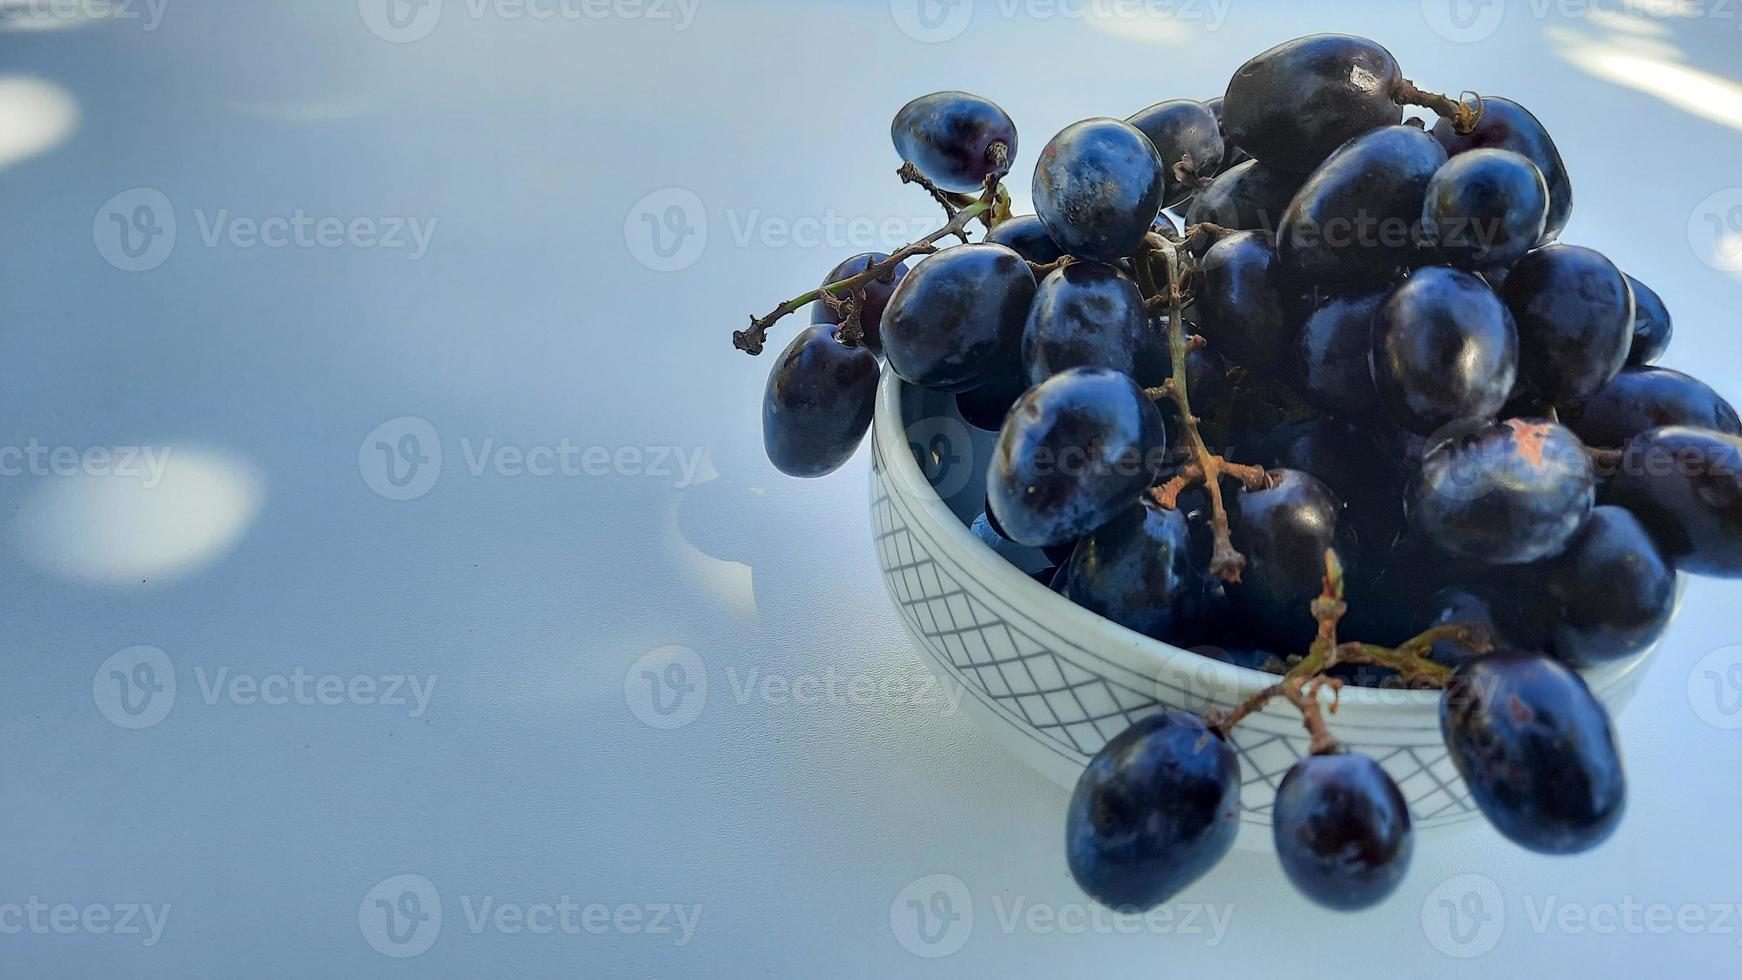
[870,436,1485,829]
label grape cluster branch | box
[1211,551,1483,747]
[734,191,994,356]
[1394,80,1485,135]
[1137,231,1264,583]
[734,144,1013,357]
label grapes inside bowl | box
[732,33,1735,913]
[867,373,1668,855]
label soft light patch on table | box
[1079,10,1192,44]
[11,448,264,586]
[0,76,77,168]
[1555,38,1742,131]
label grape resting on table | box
[736,34,1739,915]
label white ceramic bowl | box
[869,371,1667,851]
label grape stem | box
[733,188,996,356]
[899,162,977,239]
[1147,458,1270,510]
[735,150,1015,356]
[1139,232,1258,582]
[1394,80,1485,135]
[1028,255,1076,279]
[1181,222,1240,252]
[1210,551,1484,745]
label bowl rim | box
[871,369,1664,715]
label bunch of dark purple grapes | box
[739,34,1742,914]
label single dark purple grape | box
[809,252,910,357]
[1606,426,1742,577]
[954,366,1029,432]
[1034,118,1166,264]
[1349,533,1504,640]
[1503,245,1635,406]
[971,510,1053,575]
[1278,126,1447,285]
[985,214,1066,265]
[882,244,1037,392]
[1022,263,1147,385]
[1625,274,1673,365]
[981,495,1014,541]
[1419,586,1501,670]
[1135,319,1220,392]
[761,324,879,478]
[1432,97,1573,244]
[1269,418,1406,555]
[891,91,1017,194]
[1126,99,1225,207]
[987,368,1167,547]
[1542,506,1676,667]
[1194,231,1295,375]
[1200,97,1251,171]
[1222,34,1406,173]
[1147,343,1231,446]
[1371,267,1519,434]
[1186,159,1305,234]
[1066,710,1240,911]
[1297,288,1386,420]
[1273,753,1413,911]
[1408,419,1594,564]
[1229,469,1354,648]
[1442,654,1625,855]
[1562,366,1740,450]
[1066,501,1202,642]
[1422,148,1549,268]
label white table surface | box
[2,0,1741,976]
